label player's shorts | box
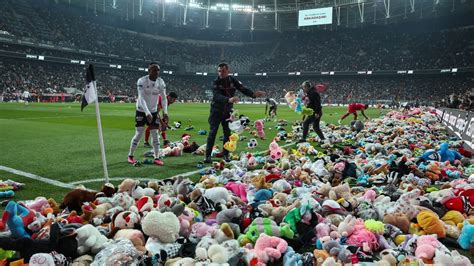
[135,111,160,128]
[269,106,277,115]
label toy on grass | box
[229,115,250,134]
[458,220,474,250]
[269,140,282,160]
[198,129,207,135]
[248,138,258,149]
[420,142,462,163]
[224,133,239,152]
[255,120,266,140]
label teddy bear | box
[225,182,248,203]
[321,239,352,264]
[414,234,439,260]
[142,211,185,262]
[75,224,110,255]
[216,207,242,235]
[118,178,155,199]
[328,183,356,207]
[383,213,410,233]
[258,199,301,224]
[195,236,229,264]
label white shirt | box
[22,91,30,98]
[136,75,167,116]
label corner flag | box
[81,64,98,111]
[79,64,109,183]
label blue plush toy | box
[295,98,303,114]
[283,246,303,266]
[438,143,462,162]
[253,189,273,204]
[420,143,462,163]
[458,221,474,250]
[0,191,14,198]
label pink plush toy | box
[178,207,196,237]
[254,233,288,266]
[346,219,379,253]
[255,120,265,140]
[25,197,49,212]
[415,235,439,259]
[225,182,248,203]
[190,222,215,239]
[363,190,377,202]
[269,140,282,160]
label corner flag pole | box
[92,81,109,183]
[82,64,109,183]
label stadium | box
[0,0,473,264]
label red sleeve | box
[356,103,365,110]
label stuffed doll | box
[253,234,288,266]
[0,201,35,238]
[255,120,266,140]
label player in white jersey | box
[265,98,278,119]
[22,90,30,105]
[127,62,168,166]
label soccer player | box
[22,90,30,105]
[299,81,325,143]
[127,62,168,166]
[144,92,178,147]
[204,63,265,163]
[265,98,278,120]
[339,103,369,123]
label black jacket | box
[210,76,255,113]
[306,89,322,114]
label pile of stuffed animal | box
[0,107,473,266]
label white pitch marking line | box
[0,165,77,189]
[0,115,91,120]
[69,142,297,185]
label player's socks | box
[128,156,137,164]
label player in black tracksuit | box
[204,63,265,163]
[300,81,325,142]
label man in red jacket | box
[144,92,178,147]
[339,103,369,123]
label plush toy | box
[269,140,282,160]
[75,224,110,255]
[113,229,146,254]
[346,219,379,253]
[224,133,239,152]
[458,221,474,250]
[0,222,79,262]
[229,115,250,134]
[0,201,35,238]
[248,138,258,149]
[216,207,242,234]
[142,210,180,243]
[60,188,98,213]
[416,210,446,238]
[238,217,294,245]
[441,210,465,226]
[254,120,266,140]
[420,143,463,163]
[295,98,303,114]
[415,234,439,260]
[284,91,297,110]
[322,239,352,264]
[383,213,410,233]
[225,182,248,203]
[386,189,421,220]
[284,246,303,266]
[253,234,288,266]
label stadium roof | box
[55,0,474,31]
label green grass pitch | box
[0,102,387,202]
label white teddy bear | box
[76,224,110,255]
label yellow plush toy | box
[223,133,238,152]
[417,210,446,238]
[441,210,465,226]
